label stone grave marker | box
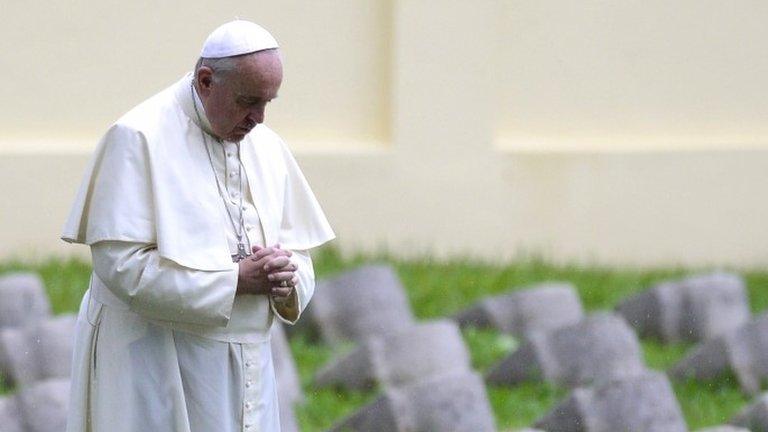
[454,282,584,336]
[671,312,768,395]
[0,395,23,432]
[315,320,470,390]
[304,264,415,345]
[330,371,495,432]
[18,378,70,432]
[730,393,768,432]
[0,272,50,329]
[534,370,687,432]
[617,272,749,343]
[487,313,644,388]
[0,314,76,386]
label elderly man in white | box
[62,21,334,432]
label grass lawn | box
[1,247,765,430]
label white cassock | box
[61,73,335,432]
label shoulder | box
[112,83,180,141]
[94,123,149,167]
[96,81,186,158]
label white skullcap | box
[200,20,279,58]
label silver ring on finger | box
[280,280,288,288]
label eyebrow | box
[237,94,278,103]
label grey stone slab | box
[454,282,584,336]
[0,326,31,386]
[18,378,70,432]
[731,393,768,432]
[0,395,23,432]
[534,370,687,432]
[307,264,415,345]
[315,338,377,390]
[0,314,76,386]
[329,392,401,432]
[271,323,302,405]
[0,327,20,386]
[315,320,471,391]
[487,313,645,388]
[330,371,495,432]
[0,272,50,329]
[670,312,768,395]
[35,315,77,381]
[617,272,749,343]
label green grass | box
[641,339,693,371]
[488,383,567,429]
[674,374,751,428]
[2,247,767,430]
[289,334,375,430]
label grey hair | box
[194,49,281,84]
[194,56,240,83]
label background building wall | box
[1,1,766,267]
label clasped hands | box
[236,244,297,298]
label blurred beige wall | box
[1,1,767,267]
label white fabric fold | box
[91,241,239,328]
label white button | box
[245,424,251,429]
[245,361,252,368]
[245,380,252,388]
[227,152,234,157]
[229,171,237,178]
[231,192,239,199]
[245,401,252,410]
[241,206,248,211]
[246,225,253,232]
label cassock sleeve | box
[270,249,314,325]
[91,240,239,327]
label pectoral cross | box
[232,242,251,263]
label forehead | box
[227,50,283,97]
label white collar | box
[176,72,217,139]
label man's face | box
[198,50,283,142]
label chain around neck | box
[190,81,250,258]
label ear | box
[195,66,215,97]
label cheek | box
[209,102,236,128]
[219,103,245,123]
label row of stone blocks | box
[0,264,763,431]
[296,265,760,431]
[453,271,749,345]
[302,267,638,430]
[301,265,496,431]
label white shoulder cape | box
[62,75,335,271]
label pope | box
[61,20,334,431]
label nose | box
[246,105,266,125]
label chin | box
[224,133,246,143]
